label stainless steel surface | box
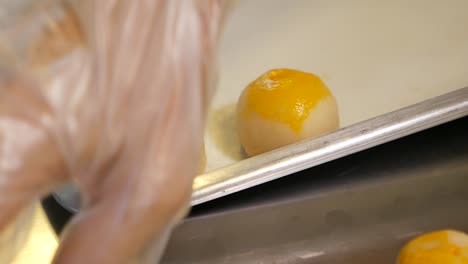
[53,87,468,212]
[161,118,468,263]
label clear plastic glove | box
[0,0,226,263]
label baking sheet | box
[206,0,468,171]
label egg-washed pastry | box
[398,229,468,264]
[237,68,339,156]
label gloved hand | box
[0,0,225,263]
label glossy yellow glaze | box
[240,69,331,133]
[398,230,468,264]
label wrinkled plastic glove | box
[0,0,225,263]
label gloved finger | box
[53,168,194,264]
[0,74,67,230]
[54,126,199,264]
[7,1,224,263]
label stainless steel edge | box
[191,87,468,205]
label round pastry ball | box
[397,230,468,264]
[237,69,339,157]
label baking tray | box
[207,0,468,171]
[54,0,468,211]
[160,116,468,263]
